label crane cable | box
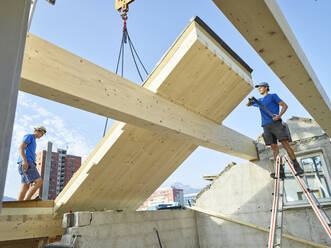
[103,11,149,137]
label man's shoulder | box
[24,133,34,138]
[270,93,282,102]
[23,134,35,143]
[266,93,281,101]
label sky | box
[4,0,331,198]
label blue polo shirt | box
[17,134,36,163]
[252,93,282,126]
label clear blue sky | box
[5,0,331,198]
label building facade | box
[35,142,81,200]
[138,187,184,210]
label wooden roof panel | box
[55,17,253,213]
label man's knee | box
[22,183,29,190]
[270,144,279,152]
[34,178,42,187]
[280,140,290,149]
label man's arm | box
[19,142,28,171]
[273,100,288,120]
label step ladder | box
[283,155,331,239]
[268,155,331,247]
[268,155,284,248]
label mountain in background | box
[171,182,201,194]
[3,196,15,201]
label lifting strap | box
[103,11,149,137]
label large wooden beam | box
[0,0,31,213]
[212,0,331,136]
[0,201,63,242]
[20,28,256,160]
[54,17,255,213]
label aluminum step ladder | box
[268,155,284,248]
[268,155,331,247]
[283,154,331,239]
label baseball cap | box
[255,82,269,88]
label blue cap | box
[255,82,269,88]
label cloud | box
[6,92,96,198]
[8,92,93,171]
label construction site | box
[0,0,331,247]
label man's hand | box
[22,160,28,174]
[272,114,281,121]
[246,96,254,106]
[19,142,29,174]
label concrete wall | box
[195,118,331,247]
[195,162,276,247]
[286,117,325,141]
[194,119,331,247]
[195,161,331,247]
[60,210,199,248]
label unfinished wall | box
[60,210,199,248]
[195,162,277,247]
[194,118,331,247]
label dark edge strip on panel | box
[192,16,253,73]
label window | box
[284,152,331,204]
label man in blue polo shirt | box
[246,82,304,179]
[17,126,46,200]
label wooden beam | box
[20,28,256,160]
[213,0,331,136]
[54,17,255,213]
[1,200,55,215]
[0,238,48,248]
[0,214,63,241]
[0,201,62,242]
[0,210,63,241]
[2,200,54,208]
[0,0,31,213]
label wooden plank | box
[213,0,331,136]
[54,17,254,213]
[1,203,60,242]
[0,213,63,241]
[0,238,46,248]
[1,201,55,216]
[20,25,256,160]
[2,200,54,208]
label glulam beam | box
[21,31,256,160]
[213,0,331,136]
